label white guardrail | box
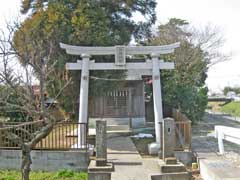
[215,126,240,154]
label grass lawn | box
[208,102,225,112]
[0,170,87,180]
[221,101,240,117]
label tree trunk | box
[21,144,32,180]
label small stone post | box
[157,118,189,178]
[96,120,107,166]
[163,118,175,160]
[88,120,114,180]
[128,88,132,129]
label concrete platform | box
[200,158,240,180]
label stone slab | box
[89,118,146,129]
[165,157,177,165]
[88,160,114,172]
[107,125,129,131]
[95,158,107,167]
[151,172,191,180]
[158,160,186,173]
[88,172,111,180]
[200,158,240,180]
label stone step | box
[89,118,145,128]
[89,118,130,127]
[107,125,130,131]
[105,118,130,126]
[165,157,177,165]
[158,160,187,173]
[151,172,191,180]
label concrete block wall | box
[0,150,89,171]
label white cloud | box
[0,0,21,28]
[156,0,240,92]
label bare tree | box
[0,22,71,180]
[189,24,231,67]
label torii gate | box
[60,42,180,148]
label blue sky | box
[1,0,240,93]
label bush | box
[163,84,208,123]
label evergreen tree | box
[149,18,210,122]
[14,0,157,119]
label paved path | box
[107,136,159,180]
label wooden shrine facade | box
[89,80,145,118]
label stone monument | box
[163,118,175,161]
[88,120,114,180]
[96,120,107,166]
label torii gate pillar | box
[78,55,90,124]
[152,54,164,144]
[77,55,90,146]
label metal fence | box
[0,121,87,150]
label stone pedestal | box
[159,160,186,173]
[151,160,190,180]
[88,160,114,180]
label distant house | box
[226,91,236,98]
[32,85,57,107]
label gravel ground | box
[192,112,240,166]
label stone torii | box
[60,42,180,148]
